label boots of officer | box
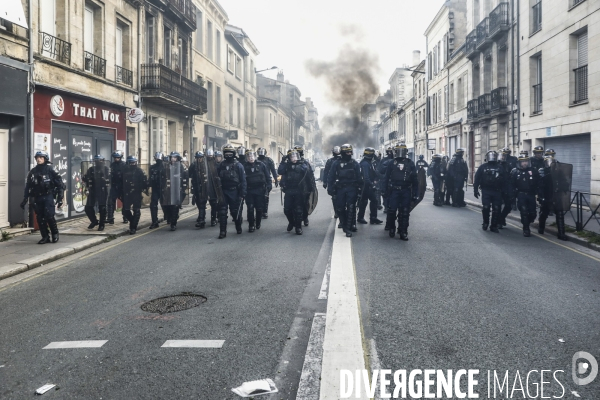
[256,210,262,230]
[349,204,358,232]
[522,214,531,237]
[247,205,256,233]
[263,195,270,219]
[37,216,51,244]
[218,207,228,238]
[106,202,114,224]
[482,207,490,231]
[538,214,546,234]
[387,209,396,238]
[345,207,353,237]
[211,207,218,226]
[196,208,206,228]
[48,216,59,243]
[149,206,159,229]
[284,209,294,232]
[399,209,409,241]
[556,212,568,241]
[85,206,98,229]
[490,207,500,233]
[337,210,346,230]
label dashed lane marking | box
[43,340,108,349]
[161,340,224,348]
[318,258,331,300]
[296,313,326,400]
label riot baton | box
[236,197,244,223]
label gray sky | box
[221,0,446,122]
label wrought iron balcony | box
[491,87,508,112]
[476,18,491,49]
[39,32,71,65]
[467,99,478,121]
[168,0,197,31]
[478,93,491,117]
[574,65,588,104]
[533,83,542,114]
[489,3,510,39]
[141,63,206,113]
[465,30,479,59]
[115,65,133,87]
[389,131,398,140]
[84,51,106,78]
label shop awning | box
[1,0,28,29]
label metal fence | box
[570,191,600,231]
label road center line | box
[161,340,224,348]
[320,228,368,399]
[318,258,331,300]
[296,313,326,400]
[43,340,107,349]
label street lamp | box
[255,66,278,73]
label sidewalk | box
[0,205,197,281]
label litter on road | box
[231,378,278,397]
[35,384,56,395]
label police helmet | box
[545,149,556,157]
[94,154,105,161]
[294,145,305,156]
[206,148,214,158]
[257,147,267,157]
[332,146,341,156]
[154,152,164,162]
[169,151,182,162]
[455,148,465,156]
[486,150,499,163]
[363,147,375,159]
[236,146,246,156]
[288,149,300,163]
[340,144,353,157]
[519,150,529,158]
[246,151,256,163]
[194,151,204,159]
[34,151,50,163]
[418,155,425,160]
[517,154,531,169]
[222,144,236,159]
[126,155,138,166]
[393,143,408,159]
[386,146,394,156]
[432,154,442,160]
[214,151,223,161]
[112,151,123,159]
[498,151,507,162]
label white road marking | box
[43,340,107,349]
[318,258,331,300]
[296,313,326,400]
[320,227,368,399]
[369,339,383,400]
[161,340,224,348]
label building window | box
[449,83,455,113]
[250,99,254,126]
[235,56,241,79]
[83,2,104,77]
[207,81,213,121]
[532,55,542,114]
[145,13,155,64]
[177,36,188,77]
[216,30,221,67]
[195,10,203,53]
[444,85,449,118]
[574,30,588,103]
[457,76,464,110]
[229,94,233,125]
[531,0,542,34]
[237,98,241,127]
[571,0,585,7]
[227,47,234,73]
[206,20,213,60]
[164,26,172,68]
[216,86,221,123]
[115,20,132,85]
[250,60,254,85]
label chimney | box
[412,50,421,67]
[277,70,284,82]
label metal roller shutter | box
[545,134,590,194]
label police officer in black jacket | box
[323,146,341,218]
[378,147,394,212]
[530,146,545,170]
[357,147,383,225]
[280,149,310,235]
[416,155,429,171]
[21,151,64,244]
[107,151,127,224]
[473,151,508,233]
[428,154,444,206]
[244,151,270,232]
[189,151,209,228]
[148,152,164,229]
[83,155,111,231]
[510,154,543,237]
[122,156,148,235]
[328,144,363,237]
[447,148,469,207]
[257,147,278,219]
[217,144,247,238]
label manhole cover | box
[140,293,207,314]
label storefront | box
[204,124,233,151]
[34,87,126,220]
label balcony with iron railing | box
[478,93,491,117]
[39,32,71,65]
[168,0,197,31]
[115,65,133,87]
[141,63,206,113]
[532,83,543,114]
[574,65,588,104]
[84,51,106,78]
[476,18,491,49]
[489,3,509,39]
[465,30,479,59]
[467,99,479,121]
[491,87,508,113]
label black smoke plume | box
[305,29,381,152]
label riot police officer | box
[148,152,164,229]
[294,145,315,226]
[473,151,507,233]
[122,156,148,235]
[416,155,429,172]
[323,146,341,218]
[257,147,278,219]
[244,151,270,232]
[428,154,444,206]
[538,150,568,241]
[357,147,383,224]
[205,149,222,227]
[280,149,309,235]
[217,144,246,238]
[442,155,452,205]
[236,145,247,164]
[189,151,209,228]
[378,147,395,213]
[328,144,363,237]
[215,151,223,165]
[21,151,64,244]
[383,143,419,240]
[162,151,188,231]
[503,147,518,170]
[498,149,513,228]
[510,154,542,237]
[447,148,469,207]
[83,155,110,231]
[531,146,545,170]
[107,151,127,225]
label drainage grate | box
[140,293,207,314]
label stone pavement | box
[0,204,197,281]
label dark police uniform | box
[108,159,126,224]
[378,153,395,211]
[244,160,270,231]
[148,158,164,228]
[217,157,246,237]
[510,164,542,236]
[258,154,278,217]
[281,160,309,234]
[383,157,418,239]
[427,157,444,206]
[122,163,148,234]
[23,163,64,243]
[327,157,363,236]
[358,157,380,223]
[447,154,469,207]
[474,160,507,232]
[83,162,110,229]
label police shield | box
[302,168,319,215]
[191,158,209,203]
[551,162,573,212]
[206,157,225,206]
[122,164,149,210]
[410,168,427,212]
[81,161,111,206]
[160,161,189,206]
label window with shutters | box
[195,10,203,53]
[164,26,172,68]
[145,13,155,64]
[227,47,234,73]
[531,0,542,34]
[229,94,233,125]
[572,29,588,103]
[207,20,213,60]
[531,54,542,114]
[216,86,222,123]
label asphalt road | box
[1,188,599,399]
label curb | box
[462,199,598,252]
[0,207,199,282]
